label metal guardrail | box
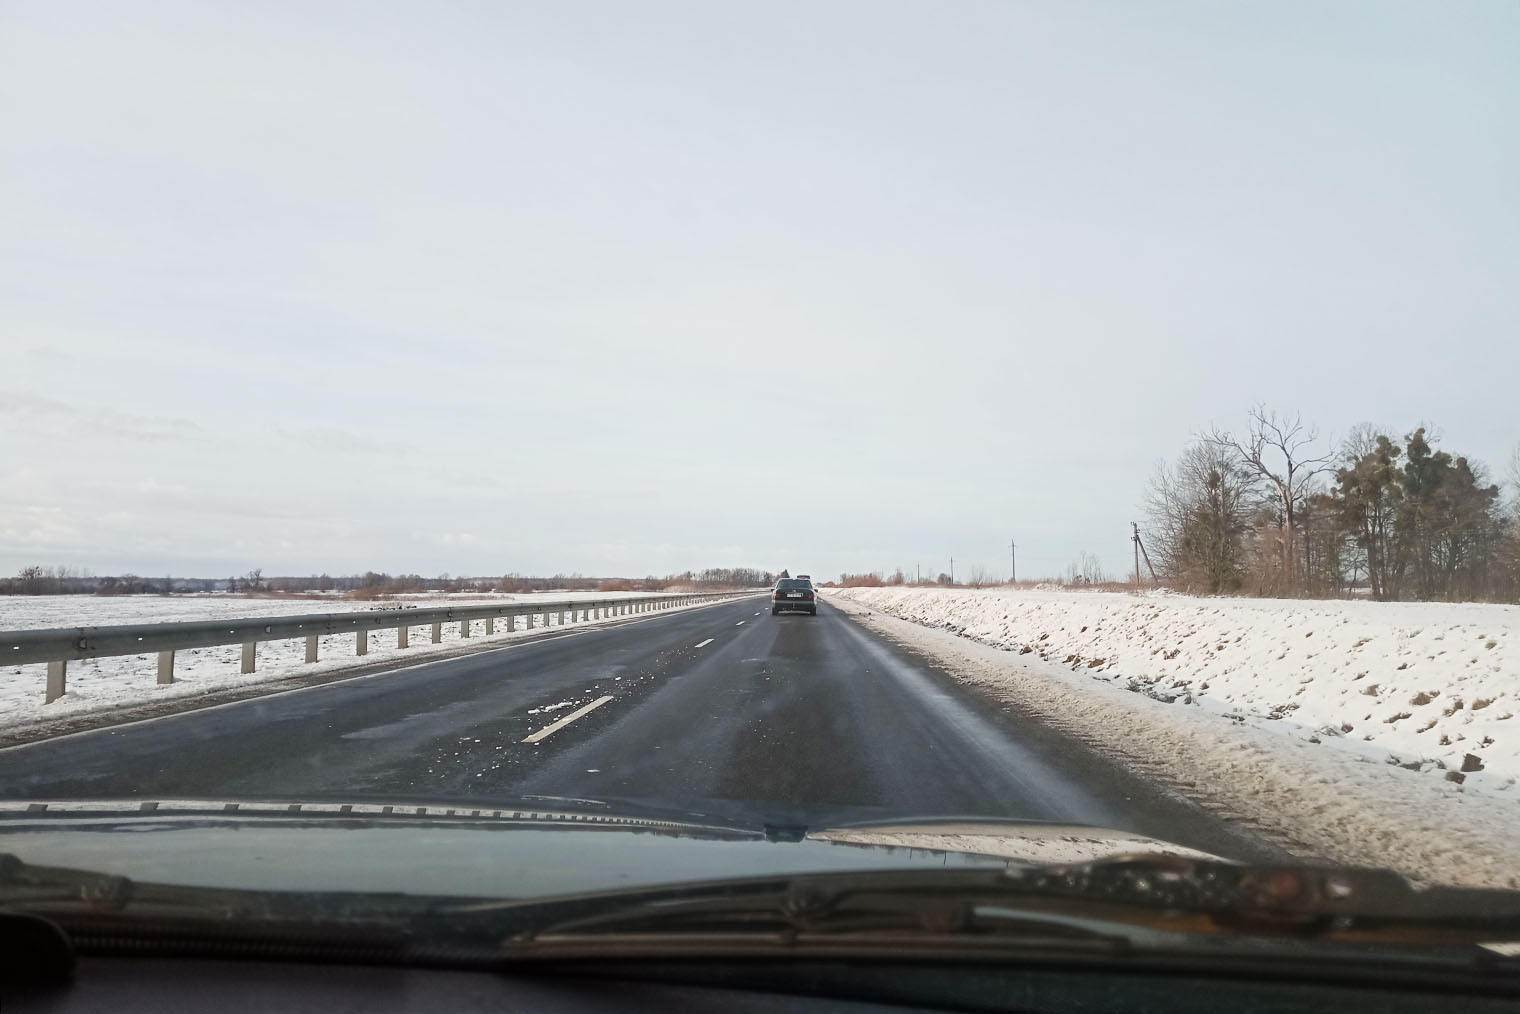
[2,592,758,704]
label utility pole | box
[1133,522,1141,584]
[950,557,954,585]
[916,563,920,584]
[1010,539,1017,584]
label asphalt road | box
[0,596,1278,861]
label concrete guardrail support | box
[305,636,318,663]
[356,631,367,656]
[459,619,470,638]
[431,621,442,644]
[506,615,516,632]
[242,642,256,674]
[46,660,66,703]
[485,617,494,635]
[158,649,175,684]
[397,625,408,649]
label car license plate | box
[787,593,802,598]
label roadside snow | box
[0,592,696,731]
[827,587,1520,889]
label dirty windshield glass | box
[0,0,1516,943]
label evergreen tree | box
[1334,435,1404,600]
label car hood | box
[0,797,1222,900]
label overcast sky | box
[2,1,1516,582]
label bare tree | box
[1061,552,1108,586]
[1144,442,1254,593]
[1340,422,1391,463]
[1206,406,1334,587]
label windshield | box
[0,0,1516,968]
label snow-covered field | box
[827,586,1520,888]
[0,592,687,731]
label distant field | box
[0,590,662,631]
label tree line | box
[1143,406,1520,601]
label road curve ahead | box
[0,596,1277,861]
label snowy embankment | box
[0,591,675,732]
[827,586,1520,888]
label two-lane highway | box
[0,596,1278,861]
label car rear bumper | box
[772,598,817,612]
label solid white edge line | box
[522,695,614,744]
[694,638,714,648]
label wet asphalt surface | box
[0,597,1279,861]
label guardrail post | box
[460,619,470,638]
[485,617,494,635]
[157,649,175,684]
[305,636,318,663]
[558,609,566,626]
[356,630,368,656]
[507,614,517,631]
[45,660,66,703]
[397,625,408,649]
[241,642,256,674]
[526,611,535,629]
[431,621,442,643]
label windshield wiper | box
[6,853,1520,973]
[433,856,1520,964]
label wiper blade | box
[438,856,1520,961]
[7,852,1520,972]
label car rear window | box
[776,579,809,589]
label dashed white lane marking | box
[522,695,614,744]
[735,621,745,626]
[695,638,714,648]
[754,611,762,615]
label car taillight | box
[804,591,813,599]
[774,591,783,598]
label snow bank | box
[831,587,1518,790]
[825,589,1520,889]
[0,592,684,731]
